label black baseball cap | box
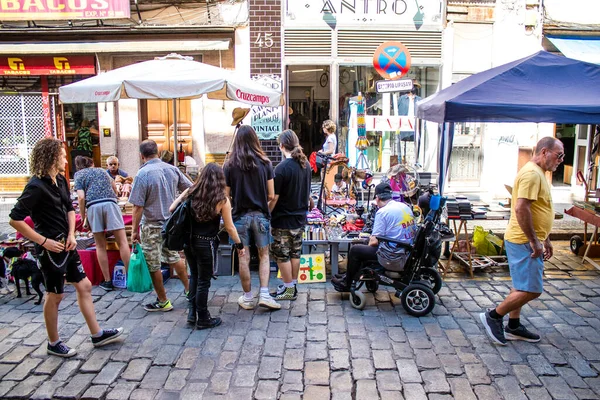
[374,182,393,200]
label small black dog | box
[3,247,44,305]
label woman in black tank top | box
[170,163,244,329]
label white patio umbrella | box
[59,54,284,163]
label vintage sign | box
[284,0,443,29]
[376,78,413,93]
[373,41,411,80]
[249,74,283,140]
[0,0,130,21]
[0,56,96,76]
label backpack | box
[161,198,192,251]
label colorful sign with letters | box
[0,56,96,76]
[0,0,130,21]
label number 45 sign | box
[255,32,274,48]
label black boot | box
[187,304,197,325]
[196,310,222,330]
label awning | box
[547,36,600,65]
[0,40,230,55]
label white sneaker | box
[259,295,281,310]
[238,295,256,310]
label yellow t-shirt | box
[504,161,554,244]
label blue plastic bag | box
[126,244,153,293]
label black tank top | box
[191,214,220,237]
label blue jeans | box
[232,211,272,248]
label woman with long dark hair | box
[223,125,279,310]
[170,163,245,329]
[268,130,313,300]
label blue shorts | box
[232,211,272,248]
[505,240,544,294]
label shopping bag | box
[472,225,503,256]
[126,243,153,293]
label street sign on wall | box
[373,41,412,80]
[0,0,130,21]
[249,74,283,140]
[376,78,413,93]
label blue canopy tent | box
[416,50,600,193]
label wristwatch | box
[234,242,244,250]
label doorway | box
[140,99,193,158]
[287,65,331,154]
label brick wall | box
[249,0,283,164]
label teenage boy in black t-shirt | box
[269,130,313,300]
[9,138,123,358]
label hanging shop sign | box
[364,115,414,132]
[376,78,413,93]
[284,0,443,29]
[0,56,96,76]
[249,74,283,140]
[373,41,411,80]
[0,0,130,21]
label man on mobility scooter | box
[332,183,445,316]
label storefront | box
[0,55,98,188]
[283,0,444,173]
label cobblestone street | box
[1,244,600,399]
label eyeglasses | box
[108,163,118,166]
[548,150,565,160]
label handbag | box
[126,244,153,293]
[376,241,410,272]
[161,198,192,251]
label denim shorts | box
[505,240,544,294]
[232,211,272,248]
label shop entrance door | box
[141,99,193,158]
[287,65,331,154]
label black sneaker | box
[91,328,124,347]
[196,317,222,330]
[99,280,114,291]
[331,277,350,293]
[47,341,77,358]
[505,324,541,343]
[480,311,507,345]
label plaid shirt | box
[129,158,192,225]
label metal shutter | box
[284,29,332,57]
[337,30,442,59]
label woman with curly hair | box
[170,163,245,329]
[9,138,123,357]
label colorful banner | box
[40,76,53,138]
[0,56,95,76]
[249,74,283,140]
[0,0,130,21]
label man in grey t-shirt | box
[129,140,192,312]
[332,182,416,291]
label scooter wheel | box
[350,290,366,310]
[401,283,435,317]
[570,235,584,255]
[417,268,443,294]
[366,281,379,293]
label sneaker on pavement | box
[505,324,541,343]
[238,295,256,310]
[47,341,77,358]
[184,289,190,301]
[99,280,114,291]
[259,295,281,310]
[144,299,173,312]
[91,328,124,347]
[272,286,297,301]
[479,310,507,345]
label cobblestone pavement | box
[1,245,600,399]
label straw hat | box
[387,164,408,178]
[231,107,250,126]
[413,80,422,89]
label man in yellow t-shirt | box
[481,137,564,346]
